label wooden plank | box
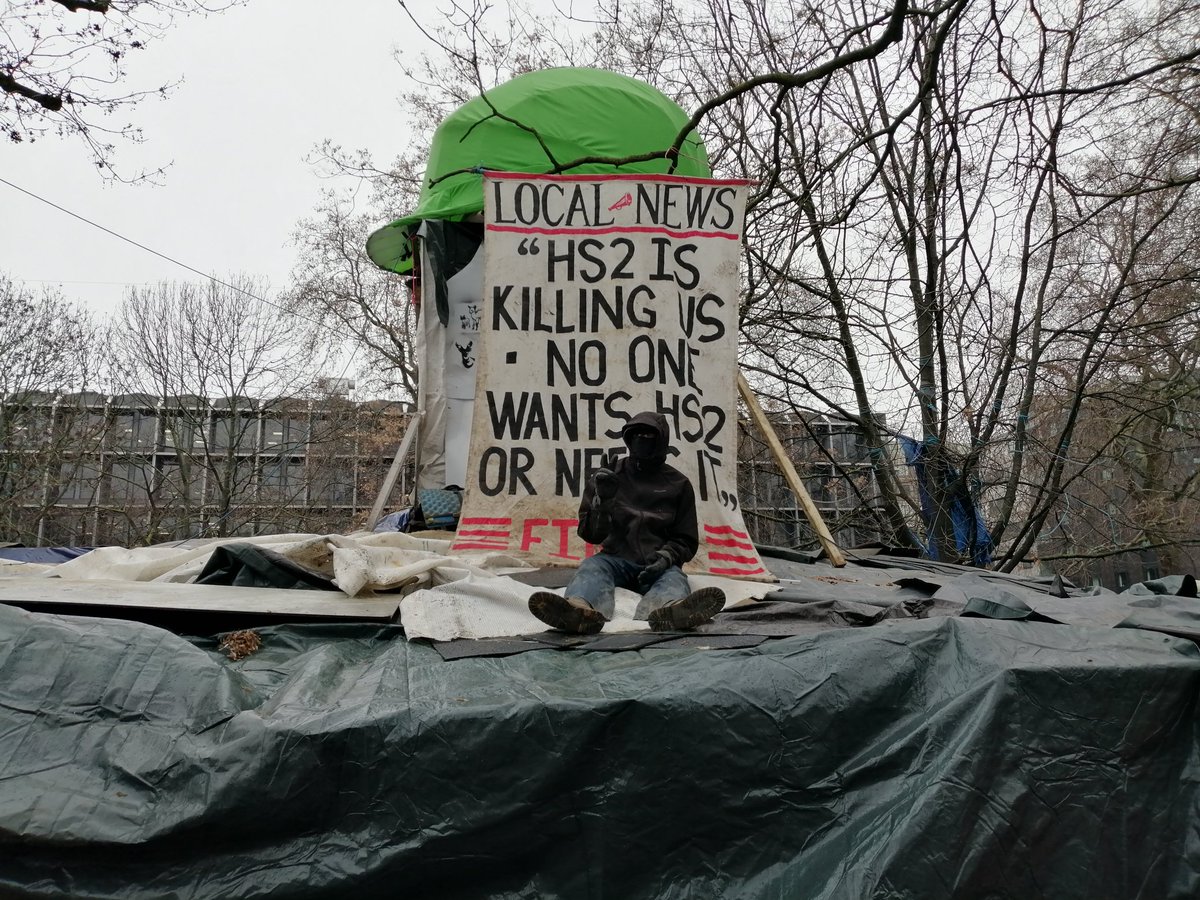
[0,576,402,621]
[736,371,847,568]
[366,413,422,530]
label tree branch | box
[0,72,64,111]
[52,0,111,12]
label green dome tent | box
[365,67,711,273]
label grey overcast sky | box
[0,1,562,316]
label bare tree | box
[303,0,1200,573]
[578,0,1200,570]
[1027,147,1200,582]
[1,0,241,178]
[103,277,325,539]
[287,184,421,399]
[0,275,99,401]
[0,275,103,543]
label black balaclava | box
[621,411,670,473]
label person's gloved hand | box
[638,550,673,589]
[592,468,618,502]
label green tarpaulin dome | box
[366,67,711,273]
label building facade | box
[0,392,412,547]
[3,393,883,551]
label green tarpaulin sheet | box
[366,67,711,274]
[2,599,1199,898]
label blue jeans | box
[563,553,692,621]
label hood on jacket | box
[622,411,672,460]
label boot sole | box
[648,587,726,632]
[528,592,605,635]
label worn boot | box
[528,592,606,635]
[648,587,726,632]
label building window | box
[61,409,107,444]
[109,462,153,502]
[1115,570,1130,589]
[158,460,204,503]
[805,470,832,504]
[260,457,306,502]
[58,461,101,505]
[1,407,55,449]
[113,410,158,451]
[262,416,308,451]
[309,467,354,506]
[161,416,197,451]
[213,414,258,453]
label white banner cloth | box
[451,173,769,579]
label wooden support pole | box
[365,413,422,530]
[737,371,847,567]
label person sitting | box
[528,411,726,634]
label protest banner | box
[450,173,768,578]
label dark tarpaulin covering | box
[194,543,341,592]
[3,600,1200,899]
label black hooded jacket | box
[576,411,700,567]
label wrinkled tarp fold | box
[195,543,341,591]
[2,601,1199,899]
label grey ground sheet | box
[2,551,1200,897]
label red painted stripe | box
[706,536,755,550]
[707,551,761,564]
[703,524,749,537]
[486,223,739,241]
[459,517,512,525]
[708,566,767,576]
[484,171,755,187]
[456,529,510,538]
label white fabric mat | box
[400,572,772,642]
[25,532,775,641]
